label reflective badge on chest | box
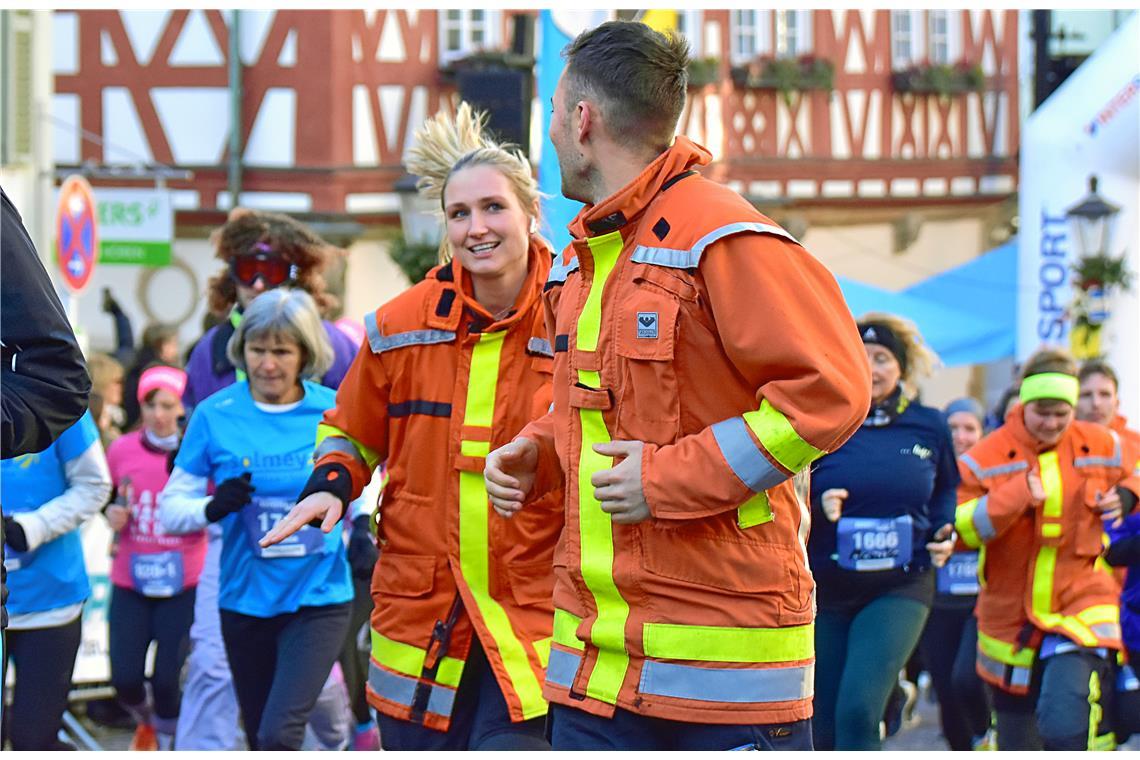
[836,515,913,571]
[636,311,658,339]
[936,551,980,596]
[241,496,326,559]
[130,551,184,597]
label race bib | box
[130,551,184,597]
[936,551,980,596]
[241,496,326,559]
[836,515,913,571]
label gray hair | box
[227,288,333,380]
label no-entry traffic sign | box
[56,175,99,293]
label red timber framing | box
[53,9,1017,219]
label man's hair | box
[1078,359,1119,391]
[563,21,689,153]
[1021,347,1077,381]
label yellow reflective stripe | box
[956,499,982,548]
[534,637,552,669]
[1041,523,1061,538]
[1031,452,1100,646]
[460,439,490,457]
[577,231,623,353]
[370,629,465,688]
[553,608,585,651]
[576,231,630,704]
[742,400,825,474]
[738,492,773,529]
[1088,670,1103,751]
[458,332,547,720]
[643,622,813,663]
[977,630,1036,668]
[315,422,382,470]
[1039,451,1063,519]
[1076,605,1119,627]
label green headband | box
[1019,372,1079,406]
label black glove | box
[4,516,28,553]
[101,287,122,315]
[205,472,255,523]
[347,514,379,580]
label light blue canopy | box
[839,239,1017,367]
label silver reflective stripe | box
[1075,438,1121,468]
[527,337,553,358]
[972,496,996,541]
[1091,623,1120,640]
[368,662,456,717]
[546,648,581,688]
[961,455,1029,481]
[631,222,799,270]
[367,326,456,355]
[313,435,366,465]
[638,661,813,703]
[547,257,580,285]
[711,417,787,492]
[977,652,1031,688]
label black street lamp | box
[1065,174,1120,260]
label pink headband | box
[137,365,188,403]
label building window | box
[891,10,926,67]
[730,10,770,65]
[678,10,702,57]
[439,10,500,65]
[775,10,812,58]
[928,10,949,64]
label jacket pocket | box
[506,558,556,608]
[639,523,811,625]
[375,553,437,598]
[614,286,680,440]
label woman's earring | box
[529,217,539,234]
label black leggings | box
[917,605,990,749]
[338,576,373,725]
[108,585,196,724]
[2,616,83,750]
[220,603,351,750]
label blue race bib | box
[130,551,184,597]
[241,496,326,559]
[836,515,913,571]
[936,551,980,596]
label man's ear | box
[576,100,593,143]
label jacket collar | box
[423,237,553,334]
[567,136,712,242]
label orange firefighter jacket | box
[1110,414,1140,471]
[518,137,871,725]
[313,241,562,731]
[955,405,1140,695]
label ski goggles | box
[229,247,295,288]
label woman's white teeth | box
[471,242,498,253]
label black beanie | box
[858,321,908,374]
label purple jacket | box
[182,318,359,412]
[1106,511,1140,654]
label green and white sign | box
[95,188,173,266]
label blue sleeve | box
[54,410,100,463]
[174,406,213,478]
[929,416,960,538]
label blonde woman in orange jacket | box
[261,104,561,750]
[955,348,1140,750]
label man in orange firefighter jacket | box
[1078,359,1140,469]
[260,105,563,749]
[484,21,871,751]
[954,349,1140,750]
